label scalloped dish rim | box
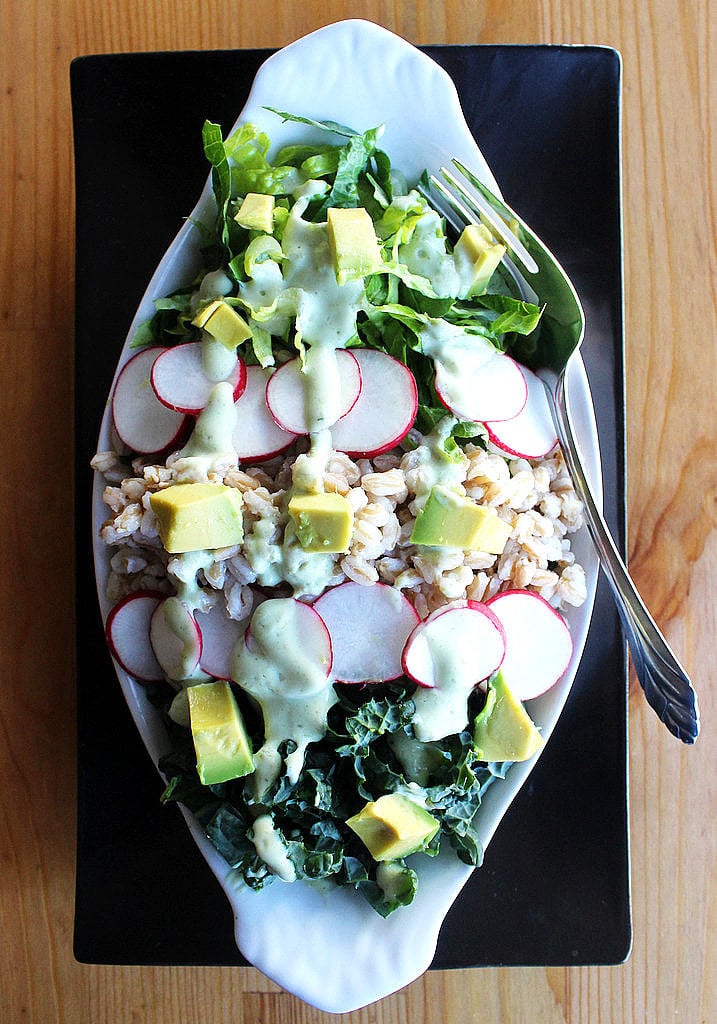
[91,19,602,1013]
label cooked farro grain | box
[95,423,586,622]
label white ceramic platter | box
[91,19,601,1013]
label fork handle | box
[543,367,700,743]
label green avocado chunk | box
[454,222,506,296]
[288,491,354,552]
[150,482,244,553]
[346,793,439,862]
[234,192,275,233]
[410,484,512,553]
[187,680,255,785]
[192,299,253,350]
[327,206,382,284]
[473,671,544,762]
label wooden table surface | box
[1,2,714,1022]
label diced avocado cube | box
[288,491,354,552]
[187,681,254,785]
[476,513,512,554]
[473,671,544,762]
[192,299,253,350]
[410,485,511,553]
[327,206,382,285]
[346,793,439,862]
[234,192,275,233]
[150,483,244,553]
[454,222,506,296]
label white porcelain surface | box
[92,19,602,1013]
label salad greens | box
[134,111,542,915]
[158,683,508,917]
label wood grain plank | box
[0,1,714,1022]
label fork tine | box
[437,165,539,274]
[451,159,517,225]
[425,175,477,234]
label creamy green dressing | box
[291,429,332,495]
[250,813,296,882]
[173,380,238,481]
[242,517,284,587]
[195,271,240,379]
[161,595,202,674]
[198,268,234,300]
[231,599,338,798]
[406,418,471,584]
[238,238,288,333]
[409,608,483,742]
[284,186,367,353]
[409,416,468,508]
[170,548,215,605]
[153,548,215,721]
[419,318,497,418]
[202,336,238,382]
[241,506,336,598]
[280,523,336,597]
[242,521,336,597]
[302,342,345,431]
[158,549,214,689]
[398,205,461,297]
[280,188,367,441]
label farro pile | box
[93,423,587,626]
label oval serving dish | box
[91,19,602,1013]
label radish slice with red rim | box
[486,589,573,700]
[330,348,418,458]
[232,364,298,462]
[196,602,249,681]
[149,596,203,682]
[105,590,165,682]
[151,340,247,416]
[265,349,361,435]
[484,365,558,459]
[244,598,334,686]
[433,348,527,424]
[313,581,420,683]
[401,599,506,689]
[111,347,189,455]
[402,599,507,742]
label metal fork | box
[427,160,700,744]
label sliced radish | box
[433,348,527,423]
[105,590,165,682]
[232,364,298,462]
[402,599,506,689]
[330,348,418,457]
[265,349,361,435]
[313,581,420,683]
[111,347,189,455]
[484,365,558,458]
[243,597,333,691]
[149,596,203,681]
[150,341,247,416]
[486,589,573,700]
[403,599,507,742]
[196,602,249,681]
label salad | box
[93,111,587,917]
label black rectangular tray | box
[72,42,630,969]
